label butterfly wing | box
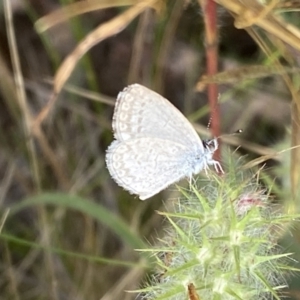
[112,84,203,150]
[106,137,194,200]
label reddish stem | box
[199,0,221,162]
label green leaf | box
[8,192,147,251]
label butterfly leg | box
[213,161,224,174]
[203,163,213,179]
[203,138,224,174]
[204,164,209,176]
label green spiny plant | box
[137,158,298,300]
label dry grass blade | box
[242,145,300,170]
[188,283,201,300]
[0,209,10,233]
[32,0,159,130]
[234,0,279,28]
[0,51,20,121]
[153,0,184,92]
[277,1,300,12]
[54,0,158,95]
[44,78,115,106]
[3,0,40,188]
[291,101,300,200]
[101,264,146,300]
[35,0,138,32]
[215,0,300,51]
[196,65,300,91]
[127,8,155,84]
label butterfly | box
[106,84,222,200]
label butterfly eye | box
[202,139,212,147]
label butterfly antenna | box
[218,129,243,139]
[207,116,212,130]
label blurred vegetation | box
[0,0,300,299]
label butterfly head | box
[202,138,218,153]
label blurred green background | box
[1,0,300,299]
